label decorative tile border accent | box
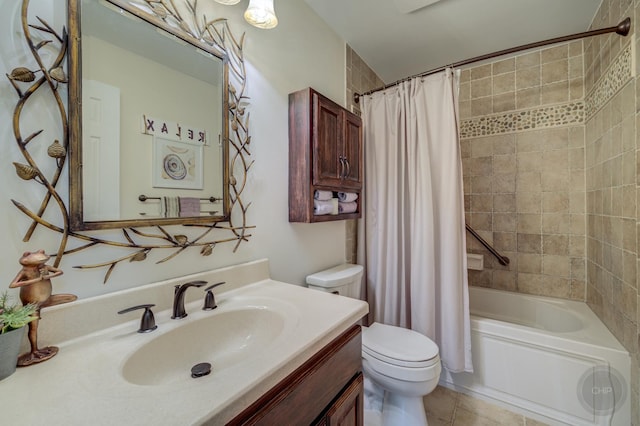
[585,41,634,119]
[460,101,584,139]
[460,41,634,139]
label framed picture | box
[152,136,203,189]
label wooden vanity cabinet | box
[313,373,364,426]
[289,88,363,222]
[228,325,364,426]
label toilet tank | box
[306,264,364,299]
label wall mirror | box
[68,0,231,230]
[7,0,251,282]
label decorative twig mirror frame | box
[7,0,254,283]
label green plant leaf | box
[0,292,37,334]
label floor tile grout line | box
[425,385,547,426]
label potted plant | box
[0,292,37,381]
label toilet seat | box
[362,323,441,382]
[362,345,440,369]
[362,323,439,366]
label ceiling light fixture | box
[244,0,278,29]
[214,0,242,5]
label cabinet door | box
[341,112,362,190]
[313,94,344,187]
[323,373,364,426]
[229,325,363,425]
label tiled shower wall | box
[459,42,588,301]
[460,0,640,420]
[345,45,384,263]
[585,0,639,422]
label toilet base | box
[381,392,428,426]
[364,392,428,426]
[363,359,436,426]
[364,409,383,426]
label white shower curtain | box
[359,69,472,373]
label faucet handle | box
[118,304,158,333]
[203,281,226,310]
[174,280,207,294]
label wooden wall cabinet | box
[228,325,364,426]
[289,88,363,222]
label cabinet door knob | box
[344,158,351,179]
[339,156,346,179]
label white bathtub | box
[439,287,630,426]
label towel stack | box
[337,192,358,214]
[313,190,339,215]
[313,190,358,215]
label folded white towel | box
[338,192,358,202]
[314,190,334,201]
[338,201,357,214]
[314,198,339,215]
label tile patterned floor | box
[423,386,550,426]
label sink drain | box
[191,362,212,378]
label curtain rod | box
[353,17,631,104]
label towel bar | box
[138,194,220,203]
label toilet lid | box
[362,323,439,366]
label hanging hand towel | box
[314,190,334,201]
[160,198,166,217]
[314,198,339,215]
[338,201,357,214]
[162,196,180,217]
[179,197,200,217]
[337,192,358,202]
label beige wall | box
[460,42,587,301]
[345,45,384,264]
[585,0,639,422]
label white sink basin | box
[122,302,290,386]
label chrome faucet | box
[172,280,207,319]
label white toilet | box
[306,264,441,426]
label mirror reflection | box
[70,0,229,229]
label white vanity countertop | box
[0,259,368,425]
